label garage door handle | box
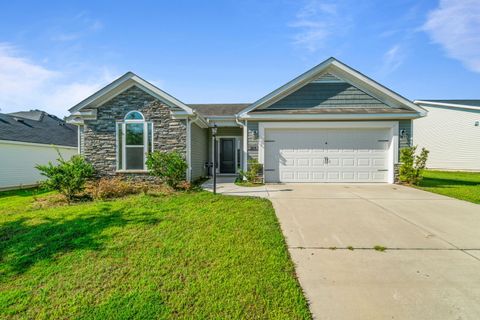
[264,169,275,172]
[265,140,275,143]
[378,140,389,142]
[377,169,388,171]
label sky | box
[0,0,479,117]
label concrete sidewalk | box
[201,176,271,197]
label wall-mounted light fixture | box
[400,129,408,139]
[475,121,479,127]
[251,129,259,139]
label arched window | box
[116,111,153,170]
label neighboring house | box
[413,100,480,171]
[67,57,426,184]
[0,110,78,190]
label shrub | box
[238,159,263,184]
[86,177,143,200]
[146,151,188,189]
[36,155,94,202]
[399,146,429,185]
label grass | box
[415,170,480,204]
[0,189,310,319]
[234,180,265,188]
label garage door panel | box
[358,172,371,180]
[264,128,390,183]
[373,171,388,181]
[357,158,371,166]
[342,171,355,180]
[342,158,355,166]
[296,158,308,166]
[372,158,386,166]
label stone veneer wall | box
[83,86,187,180]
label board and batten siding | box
[265,82,390,110]
[413,106,480,170]
[190,123,208,180]
[0,140,77,190]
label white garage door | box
[264,128,390,183]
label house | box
[413,100,480,171]
[0,110,78,190]
[67,57,426,184]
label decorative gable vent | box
[312,72,345,83]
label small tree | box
[399,146,429,185]
[36,155,94,202]
[238,159,263,183]
[146,151,188,189]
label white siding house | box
[414,100,480,171]
[0,110,78,190]
[0,140,77,190]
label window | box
[116,111,153,170]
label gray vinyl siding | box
[265,82,389,109]
[399,119,412,149]
[190,123,208,180]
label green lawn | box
[0,189,310,319]
[416,170,480,204]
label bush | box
[238,159,263,184]
[399,146,429,185]
[146,151,188,189]
[86,177,144,200]
[36,155,94,202]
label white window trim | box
[116,111,153,172]
[257,121,399,184]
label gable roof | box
[237,57,426,117]
[68,72,194,115]
[189,104,250,117]
[414,100,480,111]
[0,110,77,147]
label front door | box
[220,138,236,173]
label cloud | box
[289,0,345,53]
[379,44,406,75]
[423,0,480,72]
[0,43,115,117]
[51,12,103,42]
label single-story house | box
[0,110,78,190]
[67,57,426,184]
[413,100,480,171]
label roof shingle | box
[0,110,77,147]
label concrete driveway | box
[267,184,480,320]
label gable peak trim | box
[237,57,426,117]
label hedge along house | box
[67,57,426,183]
